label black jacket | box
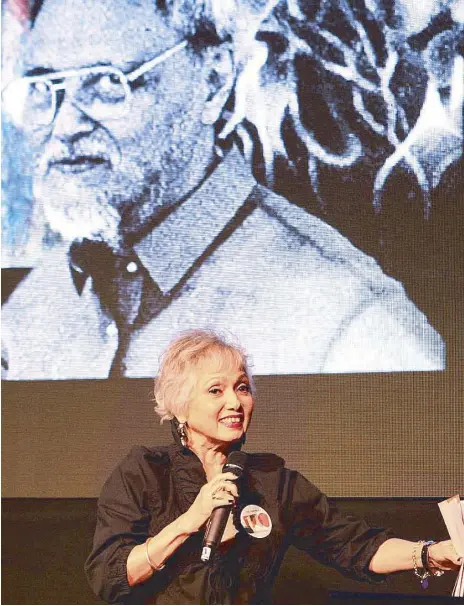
[85,443,392,604]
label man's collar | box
[134,147,256,294]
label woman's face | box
[179,356,254,448]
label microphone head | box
[223,450,247,478]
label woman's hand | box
[127,470,237,587]
[186,471,239,532]
[428,540,463,571]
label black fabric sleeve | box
[84,446,166,604]
[285,471,395,583]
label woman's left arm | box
[369,538,462,574]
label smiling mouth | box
[49,156,110,174]
[219,416,244,428]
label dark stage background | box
[1,497,460,604]
[2,0,463,496]
[2,372,463,498]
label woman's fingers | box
[448,542,463,565]
[429,540,463,570]
[210,473,239,495]
[211,480,238,499]
[215,472,239,482]
[212,491,235,504]
[189,470,240,524]
[442,540,462,565]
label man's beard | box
[33,168,167,248]
[34,177,122,247]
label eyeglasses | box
[2,39,188,131]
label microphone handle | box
[201,504,232,562]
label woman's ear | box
[201,45,234,125]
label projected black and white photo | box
[2,0,462,379]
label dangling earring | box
[178,422,188,448]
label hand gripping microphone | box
[201,450,247,562]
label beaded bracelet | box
[423,541,445,578]
[144,537,166,572]
[413,540,444,588]
[413,541,431,588]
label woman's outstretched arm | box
[369,538,462,574]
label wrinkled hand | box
[429,540,463,571]
[187,472,239,531]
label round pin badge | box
[240,504,272,538]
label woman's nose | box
[225,390,241,409]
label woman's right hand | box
[186,472,239,531]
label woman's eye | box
[209,387,222,395]
[238,383,250,393]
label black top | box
[85,444,393,604]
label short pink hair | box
[154,329,254,423]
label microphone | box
[201,450,247,562]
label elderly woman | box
[85,330,460,604]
